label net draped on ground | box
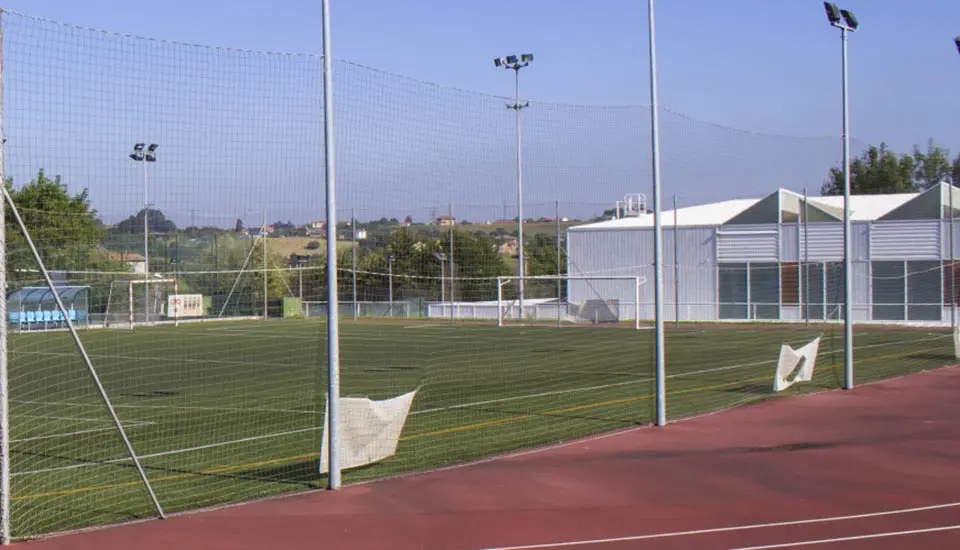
[0,9,955,541]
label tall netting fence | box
[0,8,955,543]
[2,10,327,538]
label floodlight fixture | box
[955,36,960,56]
[823,2,841,25]
[145,143,158,162]
[130,142,146,161]
[494,53,534,71]
[824,2,857,31]
[840,9,858,30]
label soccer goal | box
[496,275,646,329]
[103,278,179,328]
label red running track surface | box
[15,367,960,550]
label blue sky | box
[1,0,959,227]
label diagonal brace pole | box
[0,185,165,519]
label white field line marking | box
[731,525,960,549]
[14,414,128,423]
[13,426,317,477]
[15,349,302,370]
[13,421,155,443]
[472,502,960,550]
[10,334,948,477]
[11,398,314,416]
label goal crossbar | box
[496,275,646,329]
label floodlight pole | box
[825,3,857,390]
[387,253,394,315]
[129,143,156,326]
[262,210,268,321]
[495,54,532,321]
[320,0,342,490]
[648,0,667,427]
[142,160,149,324]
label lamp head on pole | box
[824,2,858,31]
[494,53,534,70]
[129,142,145,161]
[145,143,158,162]
[955,36,960,56]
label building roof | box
[570,187,947,231]
[572,199,761,230]
[804,193,916,221]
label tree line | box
[820,140,960,195]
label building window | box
[749,263,780,320]
[907,261,941,321]
[718,263,747,320]
[872,261,905,321]
[942,261,960,306]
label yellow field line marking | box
[12,348,942,501]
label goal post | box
[104,278,179,329]
[496,275,645,329]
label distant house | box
[247,225,275,237]
[305,220,326,236]
[108,252,147,275]
[434,215,456,227]
[354,228,368,240]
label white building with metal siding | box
[567,184,960,325]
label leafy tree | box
[111,208,177,235]
[235,218,245,232]
[439,229,509,301]
[525,234,567,299]
[5,169,106,278]
[822,140,958,196]
[821,143,916,196]
[953,153,960,186]
[913,140,953,189]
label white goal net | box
[496,275,645,329]
[103,278,179,328]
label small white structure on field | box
[773,336,821,392]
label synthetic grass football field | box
[5,319,954,538]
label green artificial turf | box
[5,319,953,538]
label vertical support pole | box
[950,183,956,328]
[648,0,667,427]
[840,27,854,390]
[556,200,562,327]
[351,207,357,321]
[128,282,134,328]
[387,256,393,316]
[320,0,342,489]
[635,277,641,330]
[801,187,808,325]
[673,195,680,327]
[448,203,454,325]
[496,277,504,327]
[262,211,268,321]
[0,13,10,541]
[514,68,526,321]
[173,280,180,328]
[143,160,150,325]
